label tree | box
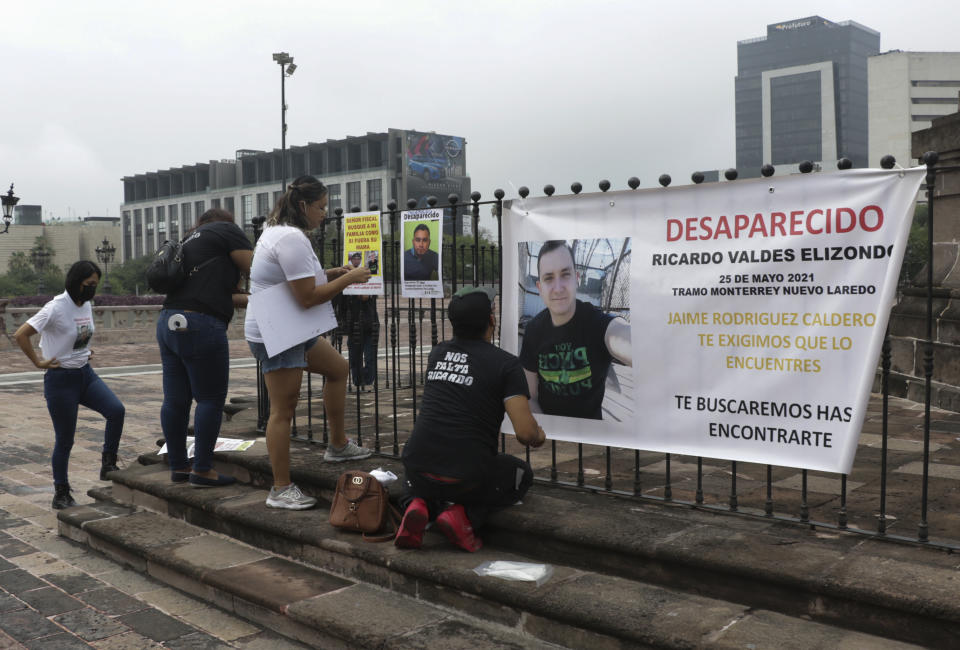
[107,254,155,295]
[29,236,63,296]
[0,252,34,297]
[0,239,63,298]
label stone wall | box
[882,110,960,410]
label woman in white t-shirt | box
[13,261,125,510]
[246,175,373,510]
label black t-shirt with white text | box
[519,300,614,419]
[163,221,252,323]
[402,338,529,480]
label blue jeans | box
[348,333,378,387]
[44,364,125,485]
[157,310,229,473]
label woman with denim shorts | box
[245,175,373,510]
[156,208,253,488]
[14,261,125,509]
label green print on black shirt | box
[519,300,614,420]
[538,343,593,396]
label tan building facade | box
[0,220,121,277]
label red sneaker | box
[436,504,483,552]
[395,498,429,549]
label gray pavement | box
[4,336,960,646]
[0,340,305,649]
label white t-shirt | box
[26,292,95,369]
[244,225,333,342]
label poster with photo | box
[517,238,633,423]
[401,208,444,298]
[343,211,383,296]
[501,168,925,473]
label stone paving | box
[4,335,960,646]
[0,340,305,649]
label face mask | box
[79,286,96,303]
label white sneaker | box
[323,440,373,463]
[265,483,317,510]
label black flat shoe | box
[189,473,237,488]
[171,470,191,483]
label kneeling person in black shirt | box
[397,285,547,552]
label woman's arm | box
[13,323,59,369]
[288,265,372,309]
[229,249,254,276]
[326,265,352,280]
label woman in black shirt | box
[156,208,253,488]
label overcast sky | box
[2,0,958,221]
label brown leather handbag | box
[328,470,399,542]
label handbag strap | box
[361,503,403,543]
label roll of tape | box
[167,313,188,331]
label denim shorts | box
[248,336,319,373]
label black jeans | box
[400,454,533,530]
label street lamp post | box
[272,52,296,191]
[1,184,19,234]
[95,237,116,294]
[30,248,50,296]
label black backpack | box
[145,238,217,294]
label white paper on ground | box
[472,561,554,586]
[157,437,256,457]
[369,468,398,485]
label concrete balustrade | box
[0,300,247,348]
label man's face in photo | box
[350,254,361,268]
[536,245,578,321]
[413,228,431,257]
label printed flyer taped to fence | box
[343,210,384,296]
[500,168,925,473]
[400,208,444,298]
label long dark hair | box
[267,175,327,230]
[65,260,102,303]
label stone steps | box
[55,442,943,648]
[57,499,558,649]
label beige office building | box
[868,51,960,168]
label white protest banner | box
[343,211,384,296]
[501,168,925,473]
[401,209,444,298]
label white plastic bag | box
[369,468,398,485]
[472,561,553,587]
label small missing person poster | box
[343,210,384,296]
[400,208,444,298]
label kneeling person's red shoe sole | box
[395,498,429,549]
[436,504,482,552]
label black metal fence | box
[256,153,960,551]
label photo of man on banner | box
[518,239,632,421]
[401,209,443,298]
